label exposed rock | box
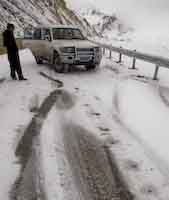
[0,0,97,36]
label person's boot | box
[19,75,28,81]
[11,71,17,80]
[12,76,17,80]
[19,77,28,81]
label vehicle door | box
[23,28,34,49]
[42,28,53,61]
[32,28,44,57]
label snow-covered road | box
[1,49,169,199]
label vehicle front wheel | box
[53,52,65,73]
[85,64,97,71]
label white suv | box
[23,25,102,72]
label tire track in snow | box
[61,119,133,199]
[10,89,61,200]
[52,89,133,200]
[10,88,133,200]
[9,59,136,200]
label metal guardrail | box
[92,41,169,80]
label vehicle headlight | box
[60,47,75,53]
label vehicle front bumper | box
[60,53,101,65]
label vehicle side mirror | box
[44,35,51,42]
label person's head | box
[7,23,15,32]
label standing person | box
[3,23,27,80]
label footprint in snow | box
[98,127,111,132]
[124,160,140,171]
[55,90,76,110]
[140,184,158,196]
[91,112,101,117]
[103,135,119,147]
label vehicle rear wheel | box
[35,56,43,64]
[53,52,65,73]
[85,64,97,71]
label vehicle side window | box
[43,29,51,41]
[33,29,42,40]
[24,29,33,39]
[73,29,85,40]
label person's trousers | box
[7,50,23,79]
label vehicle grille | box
[76,48,94,55]
[76,48,94,62]
[77,48,93,52]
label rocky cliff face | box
[0,0,97,36]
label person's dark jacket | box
[3,30,18,52]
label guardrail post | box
[109,50,112,59]
[153,65,159,80]
[132,50,137,69]
[103,47,106,55]
[117,47,122,63]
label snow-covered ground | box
[0,50,60,199]
[93,30,169,59]
[1,49,169,199]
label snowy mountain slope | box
[0,0,96,36]
[66,0,133,37]
[65,0,169,57]
[78,6,134,40]
[82,9,127,34]
[83,6,169,57]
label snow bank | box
[118,79,169,177]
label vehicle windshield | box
[52,28,85,40]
